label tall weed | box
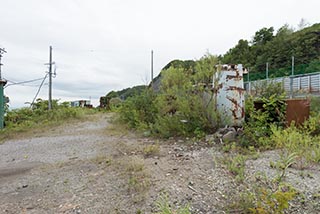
[118,58,220,138]
[1,99,91,141]
[270,124,320,165]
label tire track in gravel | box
[0,113,111,178]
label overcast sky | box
[0,0,319,108]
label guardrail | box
[244,72,320,97]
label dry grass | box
[105,122,129,136]
[90,154,112,166]
[115,156,151,202]
[143,144,160,158]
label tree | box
[222,23,320,78]
[194,53,218,86]
[223,39,252,67]
[252,27,274,45]
[276,24,294,37]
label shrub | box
[118,54,220,138]
[241,93,286,149]
[249,80,285,99]
[250,183,296,214]
[118,89,157,130]
[270,124,320,165]
[152,67,217,137]
[1,99,90,140]
[109,97,123,110]
[228,175,297,214]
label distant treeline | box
[101,23,320,102]
[222,23,320,80]
[100,85,146,108]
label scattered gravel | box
[0,113,319,213]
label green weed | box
[1,99,94,142]
[270,152,298,183]
[155,193,191,214]
[220,154,247,183]
[228,174,297,214]
[143,144,160,157]
[118,55,220,139]
[116,156,151,200]
[270,124,320,166]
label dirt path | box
[0,113,319,214]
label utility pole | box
[0,47,7,129]
[48,46,53,110]
[151,50,154,88]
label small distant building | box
[70,100,92,108]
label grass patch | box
[143,144,160,158]
[91,154,112,166]
[269,123,320,167]
[114,156,151,203]
[105,117,129,137]
[227,173,297,214]
[219,153,247,183]
[1,101,97,142]
[155,192,191,214]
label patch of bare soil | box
[0,113,319,213]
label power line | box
[4,77,46,88]
[30,74,48,108]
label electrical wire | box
[4,77,46,88]
[30,74,48,108]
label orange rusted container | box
[285,99,310,126]
[253,98,310,126]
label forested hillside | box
[222,23,320,80]
[103,23,320,99]
[100,85,146,108]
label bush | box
[153,66,218,137]
[118,89,157,130]
[109,97,123,110]
[118,55,220,138]
[228,175,297,214]
[241,93,286,149]
[270,123,320,165]
[1,99,89,139]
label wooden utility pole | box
[48,46,53,110]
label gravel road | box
[0,113,319,214]
[0,116,109,173]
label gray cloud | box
[1,0,319,108]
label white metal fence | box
[244,72,320,97]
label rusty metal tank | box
[213,64,245,126]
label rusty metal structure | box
[213,64,245,126]
[285,99,310,126]
[254,98,310,126]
